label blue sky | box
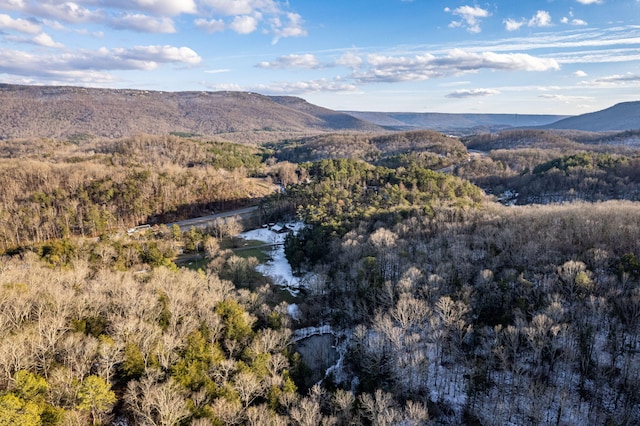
[0,0,638,114]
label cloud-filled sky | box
[0,0,639,114]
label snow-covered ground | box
[237,222,308,296]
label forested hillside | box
[269,130,468,169]
[1,121,640,424]
[0,135,278,251]
[458,130,640,204]
[0,85,382,141]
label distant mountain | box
[0,84,382,140]
[342,111,569,134]
[542,101,640,132]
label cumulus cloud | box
[504,18,525,32]
[446,88,500,98]
[2,0,306,40]
[0,0,25,10]
[123,0,196,16]
[32,32,63,48]
[194,18,225,33]
[355,49,560,83]
[0,13,40,33]
[561,15,588,26]
[194,0,305,41]
[505,10,554,31]
[42,19,66,31]
[200,0,271,16]
[229,15,258,34]
[109,14,176,33]
[528,10,552,27]
[444,5,490,33]
[271,12,306,43]
[573,70,588,77]
[335,51,363,69]
[0,44,201,84]
[257,53,320,69]
[116,45,202,66]
[576,0,602,4]
[32,2,105,24]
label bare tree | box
[125,375,190,426]
[358,389,401,426]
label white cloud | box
[202,77,356,94]
[202,83,245,91]
[0,0,25,11]
[194,18,225,33]
[200,0,271,16]
[126,0,196,16]
[529,10,552,27]
[576,0,603,4]
[538,94,591,101]
[335,52,363,69]
[0,13,40,34]
[271,12,306,43]
[255,78,357,94]
[258,53,320,69]
[505,10,553,31]
[118,45,202,66]
[33,32,63,48]
[4,0,306,42]
[109,14,176,33]
[43,19,66,31]
[589,73,640,86]
[445,5,490,33]
[32,2,105,24]
[0,48,113,83]
[504,18,525,31]
[562,17,588,25]
[204,68,230,73]
[446,88,500,98]
[229,15,258,34]
[550,47,640,64]
[356,49,560,83]
[573,70,588,77]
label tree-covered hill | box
[0,84,382,141]
[269,130,468,169]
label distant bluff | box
[0,84,382,140]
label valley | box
[0,86,639,425]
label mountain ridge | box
[1,84,638,139]
[541,101,640,132]
[0,84,383,140]
[342,111,570,134]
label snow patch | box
[237,222,310,296]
